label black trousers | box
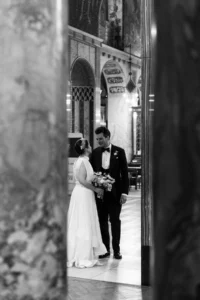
[96,191,122,254]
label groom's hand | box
[120,194,127,204]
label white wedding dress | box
[67,156,106,268]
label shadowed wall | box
[69,0,103,36]
[153,1,200,299]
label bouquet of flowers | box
[92,172,115,198]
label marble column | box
[141,0,154,286]
[153,1,200,299]
[94,46,101,148]
[0,1,68,299]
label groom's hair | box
[95,126,110,138]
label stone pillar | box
[141,0,154,286]
[0,1,68,299]
[94,46,101,148]
[153,1,200,299]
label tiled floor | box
[67,277,152,300]
[67,189,141,286]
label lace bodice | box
[73,156,94,185]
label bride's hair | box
[74,138,89,155]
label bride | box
[67,138,107,268]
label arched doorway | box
[70,58,95,147]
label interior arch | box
[70,58,95,146]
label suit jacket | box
[90,144,129,202]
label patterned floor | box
[67,277,152,300]
[67,189,142,285]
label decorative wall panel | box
[124,0,141,56]
[107,77,123,84]
[71,87,94,145]
[72,87,94,102]
[108,0,123,50]
[69,0,103,36]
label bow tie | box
[102,147,110,153]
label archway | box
[70,58,95,147]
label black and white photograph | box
[0,0,198,300]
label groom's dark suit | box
[90,144,129,254]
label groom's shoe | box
[114,252,122,259]
[99,252,110,259]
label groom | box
[90,126,129,259]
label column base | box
[141,245,151,286]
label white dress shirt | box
[102,144,112,170]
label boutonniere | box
[114,150,119,158]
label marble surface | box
[78,42,90,62]
[153,0,200,299]
[70,39,78,64]
[84,101,90,141]
[74,101,80,132]
[67,277,152,300]
[0,1,68,299]
[89,46,95,71]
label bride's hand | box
[91,174,95,181]
[95,188,104,198]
